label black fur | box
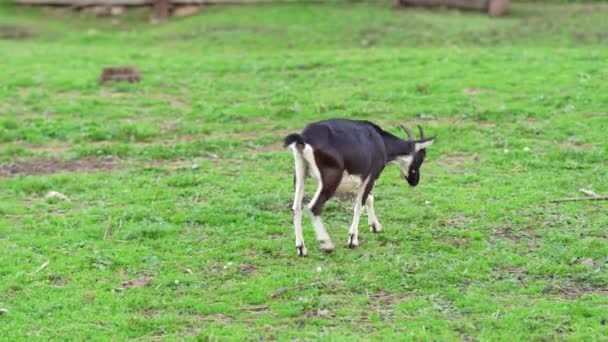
[283,133,305,147]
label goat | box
[284,119,435,256]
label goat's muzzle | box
[403,171,419,187]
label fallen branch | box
[549,196,608,203]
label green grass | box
[1,1,607,340]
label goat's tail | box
[284,133,305,148]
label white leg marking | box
[301,144,334,253]
[311,214,335,253]
[290,144,307,257]
[302,144,323,210]
[366,195,382,233]
[308,180,323,211]
[347,177,370,248]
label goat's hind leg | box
[291,147,307,257]
[308,185,336,253]
[308,168,342,253]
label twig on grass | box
[579,188,600,197]
[30,260,50,275]
[104,221,112,240]
[270,287,288,298]
[549,196,608,203]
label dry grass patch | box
[0,157,116,177]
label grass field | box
[1,0,607,339]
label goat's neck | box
[382,134,414,162]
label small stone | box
[45,191,70,201]
[580,258,595,268]
[317,309,329,316]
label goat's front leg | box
[366,194,382,233]
[348,178,372,248]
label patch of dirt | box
[82,293,96,304]
[553,3,608,13]
[462,87,488,96]
[49,275,66,287]
[142,309,161,318]
[434,152,479,174]
[440,214,474,228]
[239,264,258,276]
[117,277,152,291]
[250,141,284,153]
[493,266,529,288]
[368,291,413,306]
[187,313,235,324]
[493,224,541,250]
[363,291,413,321]
[168,25,286,41]
[0,142,72,154]
[243,304,269,313]
[57,89,132,100]
[227,128,292,141]
[0,25,33,40]
[440,238,471,248]
[555,140,599,152]
[301,308,335,319]
[542,283,608,300]
[0,157,116,177]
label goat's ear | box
[415,137,435,152]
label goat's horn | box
[400,125,415,140]
[417,125,425,139]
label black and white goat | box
[284,119,435,256]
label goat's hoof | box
[296,245,307,257]
[347,234,359,249]
[370,223,383,233]
[319,240,335,254]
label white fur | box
[366,195,382,232]
[336,172,364,193]
[311,215,334,251]
[415,140,434,152]
[289,143,307,256]
[347,177,370,248]
[394,155,413,175]
[301,144,323,210]
[300,144,334,252]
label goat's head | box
[395,125,435,187]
